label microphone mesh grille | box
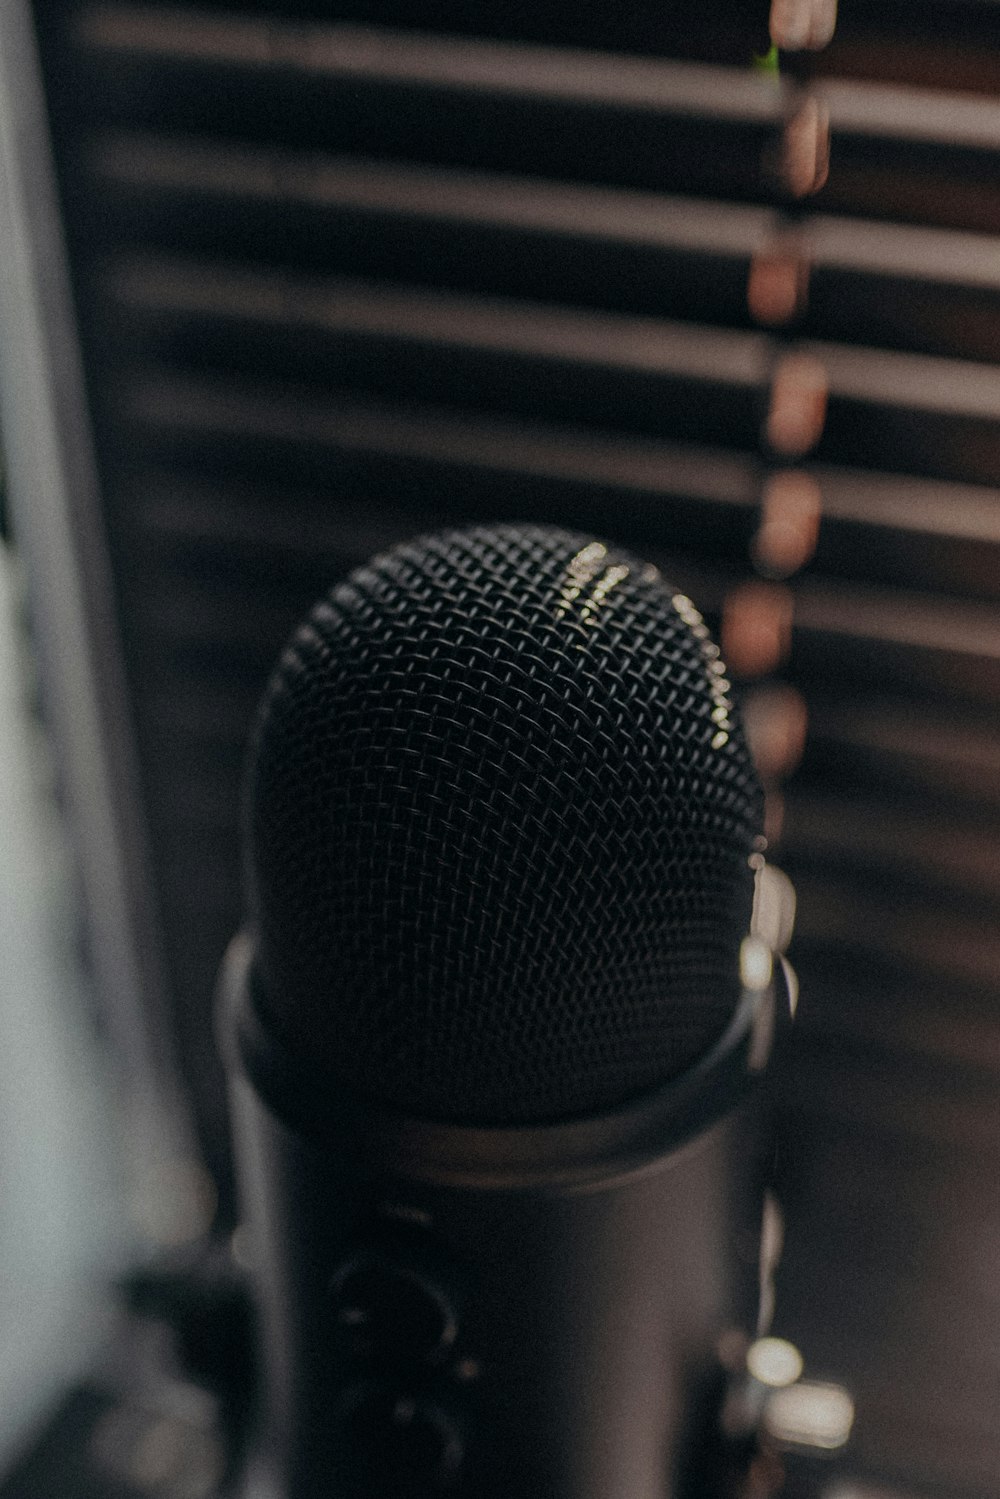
[247,525,762,1124]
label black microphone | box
[219,524,787,1499]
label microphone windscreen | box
[246,525,762,1124]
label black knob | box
[338,1384,463,1492]
[330,1254,457,1364]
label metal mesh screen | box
[248,524,761,1123]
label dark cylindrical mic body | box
[222,525,778,1499]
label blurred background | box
[0,1,998,1496]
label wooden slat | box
[75,132,1000,364]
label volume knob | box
[337,1385,464,1493]
[330,1253,458,1364]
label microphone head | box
[246,525,762,1125]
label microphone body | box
[222,934,784,1499]
[224,525,777,1498]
